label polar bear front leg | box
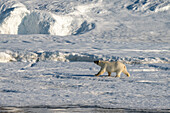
[95,67,106,76]
[95,70,105,76]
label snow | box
[126,0,170,13]
[0,52,16,62]
[0,0,95,36]
[0,0,29,34]
[18,11,95,36]
[0,0,170,112]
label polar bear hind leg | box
[115,70,122,77]
[107,72,111,76]
[122,66,130,77]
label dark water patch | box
[0,105,169,113]
[1,89,21,93]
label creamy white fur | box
[94,60,130,77]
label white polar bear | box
[94,60,130,77]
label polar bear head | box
[94,60,106,67]
[94,60,100,65]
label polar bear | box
[94,60,130,77]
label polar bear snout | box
[94,61,99,65]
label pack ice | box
[0,0,170,111]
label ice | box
[126,0,170,13]
[18,11,95,36]
[0,61,169,109]
[0,0,29,34]
[0,0,95,36]
[0,52,16,62]
[0,50,169,64]
[0,0,170,111]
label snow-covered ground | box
[0,0,170,112]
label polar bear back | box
[105,61,125,72]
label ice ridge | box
[0,51,169,65]
[0,0,95,36]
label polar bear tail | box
[123,66,130,77]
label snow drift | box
[0,0,29,34]
[0,0,95,36]
[126,0,170,13]
[18,11,95,36]
[1,51,169,65]
[0,52,16,63]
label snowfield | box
[0,0,170,112]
